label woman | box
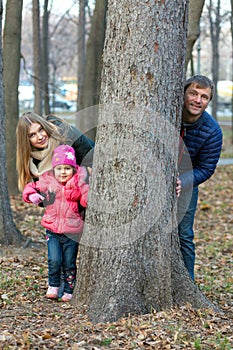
[17,112,93,298]
[16,112,94,191]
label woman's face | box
[28,122,49,149]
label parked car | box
[50,97,72,110]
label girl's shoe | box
[46,286,59,299]
[61,292,72,302]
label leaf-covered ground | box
[0,165,232,349]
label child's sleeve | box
[22,181,40,203]
[79,183,89,208]
[64,167,89,207]
[77,167,89,208]
[64,180,81,202]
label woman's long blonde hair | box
[16,112,64,191]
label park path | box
[218,158,233,166]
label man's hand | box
[176,177,182,197]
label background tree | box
[41,0,50,115]
[185,0,205,72]
[231,0,233,143]
[32,0,42,114]
[0,0,23,245]
[77,0,107,140]
[3,0,23,195]
[77,0,87,112]
[208,0,221,120]
[49,11,78,110]
[79,0,107,111]
[73,0,216,323]
[20,3,79,105]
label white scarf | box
[30,138,60,178]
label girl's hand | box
[28,193,44,205]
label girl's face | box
[54,165,74,183]
[28,122,49,149]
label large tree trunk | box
[0,1,23,245]
[3,0,23,195]
[32,0,42,114]
[185,0,205,71]
[73,0,216,323]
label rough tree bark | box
[0,0,23,245]
[72,0,218,323]
[3,0,23,195]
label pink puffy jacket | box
[22,166,89,234]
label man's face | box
[183,83,212,123]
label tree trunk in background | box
[73,0,216,323]
[3,0,23,195]
[231,0,233,143]
[42,0,50,115]
[79,0,107,109]
[77,0,86,112]
[0,0,23,245]
[32,0,42,114]
[208,0,221,120]
[77,0,107,140]
[185,0,205,72]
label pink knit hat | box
[52,145,76,168]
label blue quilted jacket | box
[179,110,222,189]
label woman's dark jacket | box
[46,114,94,167]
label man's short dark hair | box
[184,75,214,100]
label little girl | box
[23,144,89,302]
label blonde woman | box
[16,112,93,299]
[16,112,94,191]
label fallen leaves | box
[0,165,232,349]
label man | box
[178,75,223,281]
